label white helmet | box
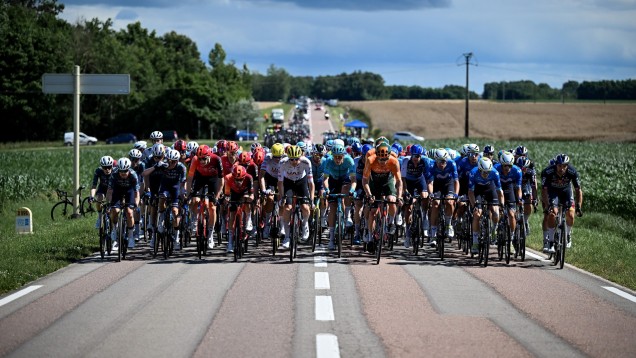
[333,139,345,147]
[478,157,493,172]
[447,149,458,160]
[150,131,163,140]
[100,155,114,167]
[128,149,143,160]
[467,143,480,154]
[166,149,180,161]
[460,144,470,156]
[151,143,165,157]
[133,140,147,150]
[186,141,199,153]
[433,148,449,161]
[117,157,131,171]
[500,152,515,166]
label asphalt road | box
[0,108,635,357]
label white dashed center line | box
[315,272,330,290]
[315,296,335,321]
[316,333,340,358]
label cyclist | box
[482,145,495,162]
[427,148,459,247]
[173,139,188,164]
[309,144,328,227]
[495,152,523,248]
[148,149,187,250]
[350,142,367,244]
[362,143,402,253]
[129,149,146,241]
[224,165,254,253]
[517,156,537,234]
[400,144,432,248]
[277,145,314,249]
[468,157,504,254]
[322,144,356,250]
[455,143,480,216]
[541,154,583,253]
[106,158,140,250]
[90,156,114,229]
[142,143,166,241]
[260,143,285,238]
[143,131,163,161]
[186,144,223,249]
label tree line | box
[482,79,636,101]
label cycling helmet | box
[497,150,506,163]
[501,152,515,166]
[197,144,211,158]
[365,137,375,145]
[376,144,390,158]
[348,137,360,145]
[427,148,436,158]
[325,140,334,151]
[271,143,284,157]
[226,141,239,153]
[117,157,131,171]
[211,147,218,154]
[374,137,389,147]
[253,150,265,165]
[128,149,143,160]
[186,141,199,153]
[351,142,362,153]
[467,143,480,154]
[166,149,180,161]
[312,144,325,154]
[555,153,570,165]
[361,144,372,156]
[149,131,163,140]
[100,155,114,168]
[331,144,346,156]
[406,144,413,153]
[297,141,306,149]
[152,143,165,157]
[447,149,458,160]
[250,142,262,152]
[173,140,187,153]
[410,144,424,155]
[460,144,470,156]
[286,145,303,159]
[133,141,147,150]
[391,143,403,154]
[433,148,449,162]
[232,165,247,180]
[239,151,252,165]
[516,157,531,169]
[333,139,344,148]
[549,158,556,166]
[515,145,528,157]
[478,157,493,173]
[483,145,495,155]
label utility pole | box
[463,52,473,138]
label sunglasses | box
[290,158,300,162]
[200,156,210,161]
[333,155,344,160]
[468,153,479,157]
[503,164,512,168]
[273,156,281,159]
[119,170,129,174]
[412,155,421,158]
[169,160,178,164]
[102,166,112,170]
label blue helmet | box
[483,145,495,155]
[392,142,403,154]
[410,144,424,155]
[325,139,334,150]
[555,153,570,165]
[348,137,360,145]
[332,144,346,155]
[361,144,372,156]
[351,142,362,153]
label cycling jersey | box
[541,164,581,192]
[221,155,238,177]
[323,155,355,180]
[224,173,254,196]
[160,162,187,188]
[188,154,223,178]
[132,162,146,186]
[363,155,401,183]
[456,156,479,180]
[278,157,313,182]
[495,163,522,203]
[92,167,112,194]
[426,160,458,184]
[309,155,326,183]
[468,167,502,191]
[521,164,537,197]
[400,156,427,180]
[261,153,284,179]
[109,169,140,192]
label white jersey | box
[278,157,313,182]
[261,152,284,178]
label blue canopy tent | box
[344,119,368,138]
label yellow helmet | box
[271,143,284,157]
[286,145,303,159]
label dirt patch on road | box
[341,100,636,142]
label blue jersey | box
[308,155,326,183]
[132,161,146,185]
[323,155,355,180]
[92,167,111,191]
[160,162,187,187]
[354,156,365,181]
[108,169,140,192]
[468,167,502,191]
[425,159,458,184]
[495,163,522,191]
[401,156,428,181]
[541,164,581,192]
[456,156,479,180]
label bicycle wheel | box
[254,208,261,247]
[497,223,505,261]
[505,226,511,265]
[559,222,566,269]
[51,201,71,220]
[483,220,490,267]
[438,215,445,260]
[293,211,301,260]
[234,221,241,262]
[412,211,420,255]
[142,204,149,242]
[519,221,526,261]
[99,212,106,259]
[120,211,128,260]
[197,221,204,260]
[311,207,319,252]
[81,196,96,217]
[337,211,343,258]
[375,214,384,265]
[116,221,122,262]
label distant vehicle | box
[393,131,425,142]
[314,102,323,111]
[64,132,97,146]
[105,133,137,144]
[160,130,179,141]
[327,99,338,106]
[271,108,285,124]
[236,130,258,141]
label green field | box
[0,140,635,293]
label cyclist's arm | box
[349,172,356,191]
[498,189,505,206]
[309,179,315,203]
[134,189,140,207]
[277,179,284,201]
[259,169,267,192]
[362,176,372,198]
[106,188,113,204]
[468,189,476,208]
[216,177,223,201]
[575,187,583,209]
[454,179,459,196]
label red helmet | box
[226,141,239,153]
[216,140,226,149]
[239,151,252,165]
[254,146,265,154]
[346,146,352,154]
[232,165,247,180]
[253,150,265,165]
[406,144,413,153]
[173,140,187,153]
[197,145,211,158]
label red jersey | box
[237,161,259,180]
[224,173,254,195]
[221,155,238,177]
[188,154,223,178]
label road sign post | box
[43,66,130,217]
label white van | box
[64,132,98,146]
[271,108,285,124]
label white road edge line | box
[315,296,335,321]
[316,333,340,358]
[526,251,551,262]
[315,256,328,268]
[0,285,43,307]
[315,272,331,290]
[602,286,636,303]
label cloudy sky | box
[59,0,636,93]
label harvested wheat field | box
[255,101,282,110]
[341,100,636,142]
